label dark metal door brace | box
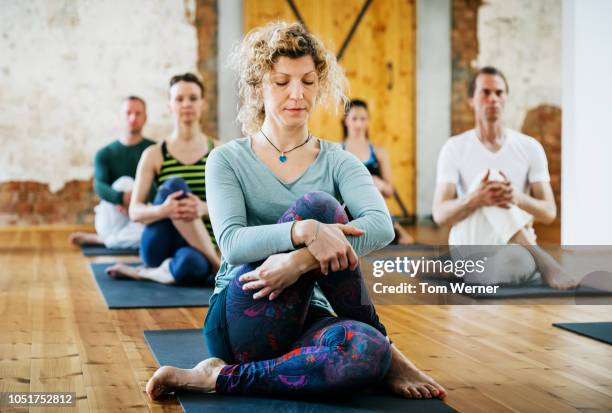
[285,0,373,61]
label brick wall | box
[0,180,97,226]
[521,105,562,221]
[451,0,482,135]
[0,0,217,226]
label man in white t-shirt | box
[432,66,576,289]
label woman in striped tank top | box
[107,73,221,285]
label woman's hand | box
[160,191,199,221]
[307,222,364,275]
[160,190,184,219]
[239,253,303,300]
[191,194,209,218]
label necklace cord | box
[260,130,311,155]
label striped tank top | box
[157,139,216,245]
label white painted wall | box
[416,0,451,217]
[561,0,612,244]
[0,0,198,191]
[218,0,243,141]
[477,0,562,130]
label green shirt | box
[93,138,156,204]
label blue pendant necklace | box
[260,130,311,163]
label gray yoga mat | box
[144,329,458,413]
[553,322,612,345]
[81,243,139,257]
[423,277,612,299]
[89,263,213,309]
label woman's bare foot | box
[146,358,227,400]
[393,223,414,245]
[386,344,446,399]
[541,266,579,290]
[69,232,103,246]
[106,263,142,280]
[106,260,175,284]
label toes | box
[425,383,439,398]
[408,387,422,399]
[399,386,413,399]
[418,385,432,399]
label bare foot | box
[106,263,142,280]
[386,345,446,399]
[146,358,226,401]
[542,267,579,290]
[387,365,447,400]
[393,223,415,245]
[69,232,103,246]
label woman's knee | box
[154,177,191,204]
[279,191,348,225]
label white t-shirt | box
[436,128,550,197]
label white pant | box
[95,176,144,249]
[448,170,539,285]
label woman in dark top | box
[342,99,414,244]
[106,73,220,284]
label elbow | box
[216,231,246,266]
[128,206,144,223]
[432,208,448,227]
[381,215,395,246]
[541,208,557,225]
[220,248,248,266]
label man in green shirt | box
[70,96,155,248]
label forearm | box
[129,202,166,225]
[94,180,123,204]
[517,194,556,224]
[433,192,480,227]
[289,247,319,274]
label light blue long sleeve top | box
[205,137,395,309]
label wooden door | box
[244,0,416,215]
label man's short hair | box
[169,73,205,98]
[468,66,509,98]
[124,95,147,111]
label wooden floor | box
[0,228,610,412]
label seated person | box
[432,66,576,289]
[70,96,155,249]
[342,99,414,244]
[145,22,446,401]
[106,73,220,285]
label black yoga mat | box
[80,243,139,257]
[144,329,458,413]
[553,322,612,345]
[423,278,612,299]
[89,263,212,309]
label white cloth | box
[436,128,550,197]
[449,169,535,245]
[94,176,144,249]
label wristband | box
[305,221,321,247]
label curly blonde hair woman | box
[146,22,447,401]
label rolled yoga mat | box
[80,243,140,257]
[552,322,612,345]
[89,262,213,309]
[144,329,458,413]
